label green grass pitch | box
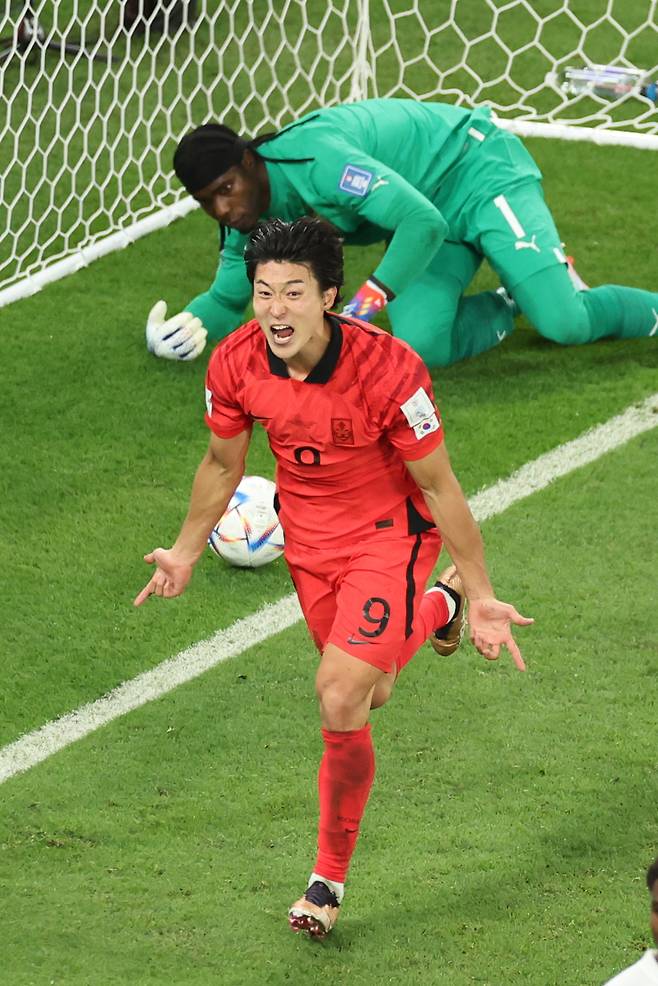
[1,4,658,984]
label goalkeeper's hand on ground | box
[342,278,391,322]
[146,301,208,361]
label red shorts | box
[285,531,442,673]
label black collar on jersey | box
[266,315,342,383]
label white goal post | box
[1,0,657,308]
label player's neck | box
[284,317,332,380]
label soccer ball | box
[208,475,284,568]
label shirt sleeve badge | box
[400,387,441,441]
[339,164,373,197]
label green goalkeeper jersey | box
[186,98,542,339]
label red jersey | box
[204,315,444,549]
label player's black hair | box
[244,217,344,304]
[173,117,317,195]
[647,858,658,891]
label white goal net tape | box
[1,0,657,307]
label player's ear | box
[323,286,337,310]
[242,147,256,170]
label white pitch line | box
[1,393,657,785]
[469,393,658,522]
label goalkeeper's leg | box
[477,179,658,345]
[388,240,516,367]
[513,265,658,344]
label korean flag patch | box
[413,414,440,440]
[339,164,373,197]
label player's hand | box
[468,597,534,672]
[133,547,194,607]
[342,278,389,321]
[146,300,208,361]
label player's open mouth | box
[270,324,294,344]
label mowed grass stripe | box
[1,392,656,786]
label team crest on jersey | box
[332,417,355,445]
[339,164,373,197]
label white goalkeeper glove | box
[145,301,208,361]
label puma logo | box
[515,234,540,253]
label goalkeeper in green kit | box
[146,98,658,365]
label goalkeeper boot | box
[288,879,340,938]
[429,565,466,656]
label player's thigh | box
[327,532,441,674]
[286,556,338,654]
[474,181,567,291]
[388,240,482,366]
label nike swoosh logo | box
[347,636,368,646]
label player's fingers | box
[147,300,167,325]
[506,636,527,672]
[509,609,534,627]
[471,631,498,661]
[133,581,155,607]
[143,551,156,564]
[163,323,194,345]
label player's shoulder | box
[339,315,426,369]
[338,316,434,419]
[207,320,265,386]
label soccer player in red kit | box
[134,216,532,938]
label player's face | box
[651,878,658,946]
[193,151,269,233]
[252,260,337,368]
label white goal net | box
[1,0,656,306]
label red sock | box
[395,588,450,674]
[314,724,376,883]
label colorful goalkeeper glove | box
[342,278,390,322]
[146,301,208,361]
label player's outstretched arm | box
[134,429,250,607]
[406,443,533,670]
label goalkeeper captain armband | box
[342,277,392,322]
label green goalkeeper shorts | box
[466,179,567,289]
